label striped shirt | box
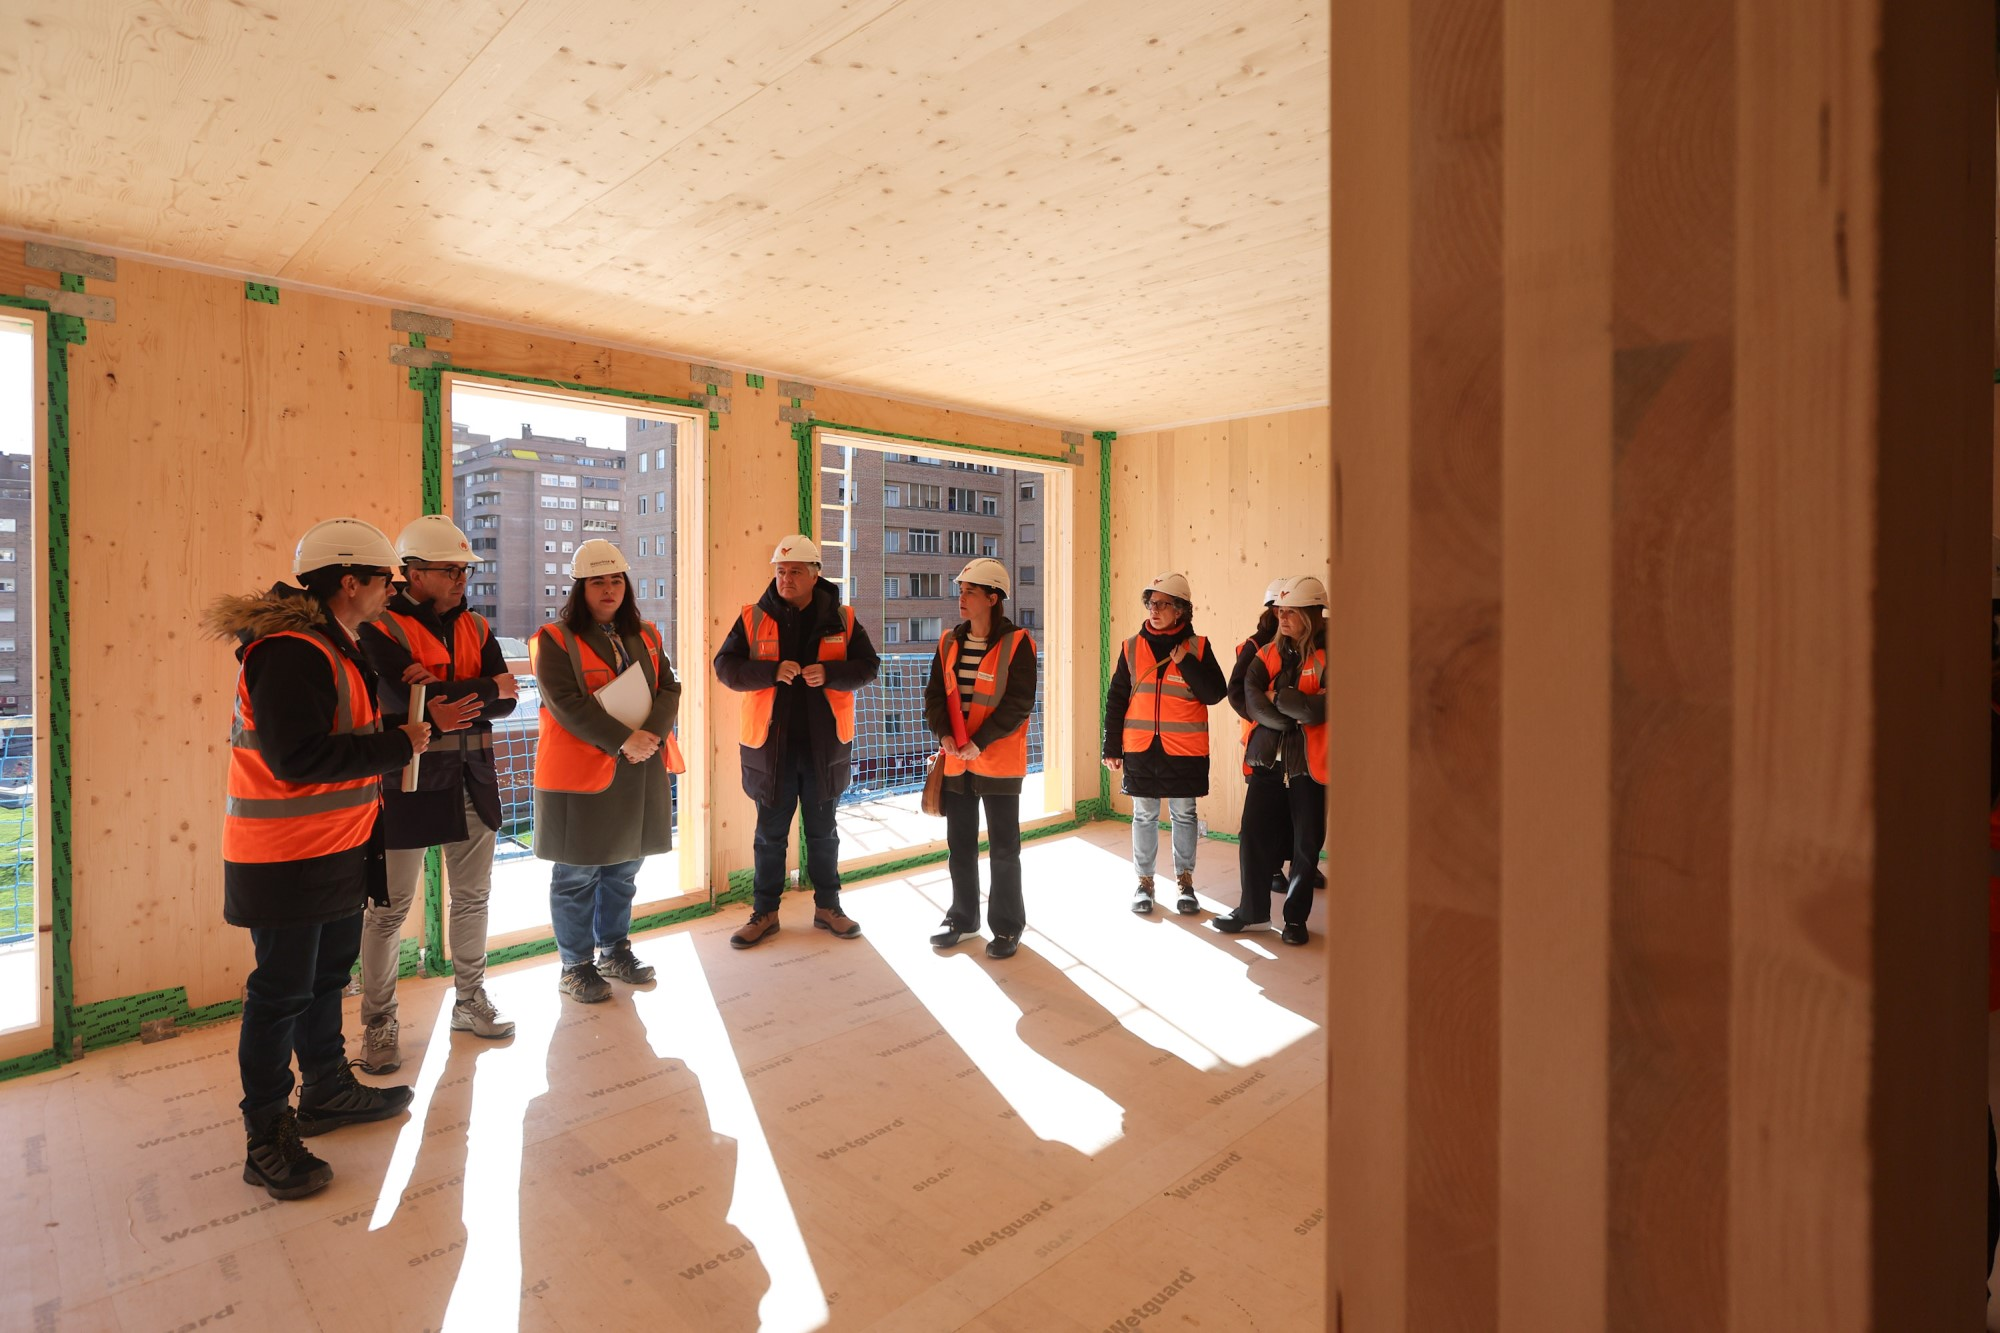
[955,633,988,725]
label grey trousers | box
[360,789,497,1023]
[1131,795,1200,879]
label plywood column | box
[1326,0,1993,1328]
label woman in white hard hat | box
[1103,572,1227,915]
[1226,577,1324,902]
[532,539,685,1003]
[924,557,1039,959]
[1216,574,1329,945]
[204,518,432,1200]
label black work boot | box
[297,1062,414,1137]
[242,1103,333,1200]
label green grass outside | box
[0,806,34,937]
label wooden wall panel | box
[1107,408,1330,839]
[1329,0,1992,1327]
[0,238,1085,1016]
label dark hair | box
[1141,592,1192,621]
[561,572,644,639]
[1252,606,1279,644]
[300,564,389,601]
[963,582,1006,607]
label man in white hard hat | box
[354,514,522,1074]
[203,518,431,1201]
[713,533,880,949]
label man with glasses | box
[207,518,430,1199]
[355,515,520,1074]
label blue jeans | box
[1131,796,1200,879]
[549,859,643,966]
[751,758,842,914]
[238,912,363,1115]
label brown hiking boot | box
[1131,874,1156,915]
[730,910,781,950]
[813,905,862,939]
[1175,872,1200,916]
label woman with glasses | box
[532,539,684,1003]
[1102,572,1227,915]
[1216,575,1329,945]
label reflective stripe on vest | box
[223,629,384,864]
[1120,633,1210,758]
[1254,640,1329,785]
[938,627,1034,779]
[532,621,686,794]
[373,606,489,683]
[736,603,857,747]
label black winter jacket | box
[359,591,518,848]
[206,585,414,928]
[713,578,880,806]
[924,614,1039,796]
[1102,621,1228,798]
[1241,636,1328,784]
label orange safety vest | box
[938,628,1035,779]
[369,605,494,751]
[1120,632,1210,757]
[736,603,857,747]
[532,621,686,793]
[1254,639,1329,785]
[224,630,384,864]
[370,605,490,683]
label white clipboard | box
[593,660,653,730]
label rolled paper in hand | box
[402,683,426,793]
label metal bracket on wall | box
[391,344,452,369]
[24,242,116,282]
[24,286,115,322]
[1061,430,1087,462]
[703,393,731,414]
[391,309,454,339]
[138,1018,180,1044]
[688,364,734,387]
[776,381,815,400]
[779,405,811,424]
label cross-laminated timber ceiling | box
[0,0,1327,430]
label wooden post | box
[1326,0,1994,1327]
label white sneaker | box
[450,988,516,1039]
[360,1016,401,1074]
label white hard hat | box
[1144,572,1192,603]
[1263,577,1291,606]
[395,514,476,565]
[293,518,399,578]
[1275,575,1328,609]
[569,539,631,580]
[954,557,1011,597]
[771,534,821,565]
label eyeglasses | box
[408,564,469,579]
[1143,597,1179,610]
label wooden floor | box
[1,826,1327,1332]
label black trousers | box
[238,911,363,1115]
[751,757,842,913]
[943,789,1024,937]
[1237,768,1326,926]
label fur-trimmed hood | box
[201,582,333,657]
